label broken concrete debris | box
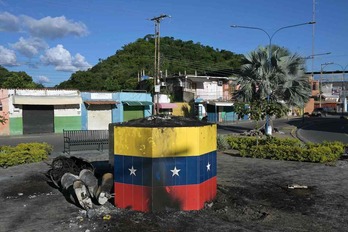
[95,172,113,205]
[46,156,113,209]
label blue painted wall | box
[81,92,153,129]
[114,92,153,122]
[80,92,90,130]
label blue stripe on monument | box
[114,151,217,186]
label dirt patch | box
[2,154,348,232]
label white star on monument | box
[206,162,211,171]
[129,166,137,176]
[170,166,181,177]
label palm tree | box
[235,45,310,110]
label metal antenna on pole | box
[312,0,316,75]
[150,14,170,115]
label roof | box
[122,101,153,106]
[84,100,118,105]
[156,103,178,109]
[206,101,234,106]
[13,95,81,105]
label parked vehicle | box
[311,107,328,117]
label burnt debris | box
[113,115,214,127]
[46,156,113,209]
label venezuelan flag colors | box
[113,124,217,212]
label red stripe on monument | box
[114,177,217,211]
[114,183,152,212]
[166,177,217,210]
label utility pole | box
[150,14,170,115]
[312,0,316,74]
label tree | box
[56,37,244,91]
[234,45,310,126]
[0,115,7,125]
[0,66,43,89]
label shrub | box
[217,134,230,151]
[0,143,52,167]
[225,135,346,163]
[227,136,259,150]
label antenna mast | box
[150,14,170,115]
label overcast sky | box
[1,0,347,87]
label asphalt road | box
[297,117,348,144]
[218,116,348,145]
[217,117,302,135]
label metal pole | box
[157,22,161,110]
[150,14,170,115]
[343,65,348,114]
[153,21,158,115]
[312,0,316,74]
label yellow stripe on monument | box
[113,124,216,158]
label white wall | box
[196,81,223,100]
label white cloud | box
[0,11,20,32]
[22,15,89,39]
[1,12,91,72]
[11,37,48,58]
[72,53,91,70]
[0,45,17,66]
[40,44,91,72]
[37,75,50,84]
[1,12,89,39]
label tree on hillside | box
[56,36,244,91]
[0,66,44,89]
[234,46,310,126]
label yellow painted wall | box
[172,102,193,117]
[113,124,217,158]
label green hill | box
[56,36,244,91]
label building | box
[0,89,81,135]
[163,73,238,123]
[0,89,153,136]
[305,71,347,114]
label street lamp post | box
[304,52,331,60]
[231,21,315,135]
